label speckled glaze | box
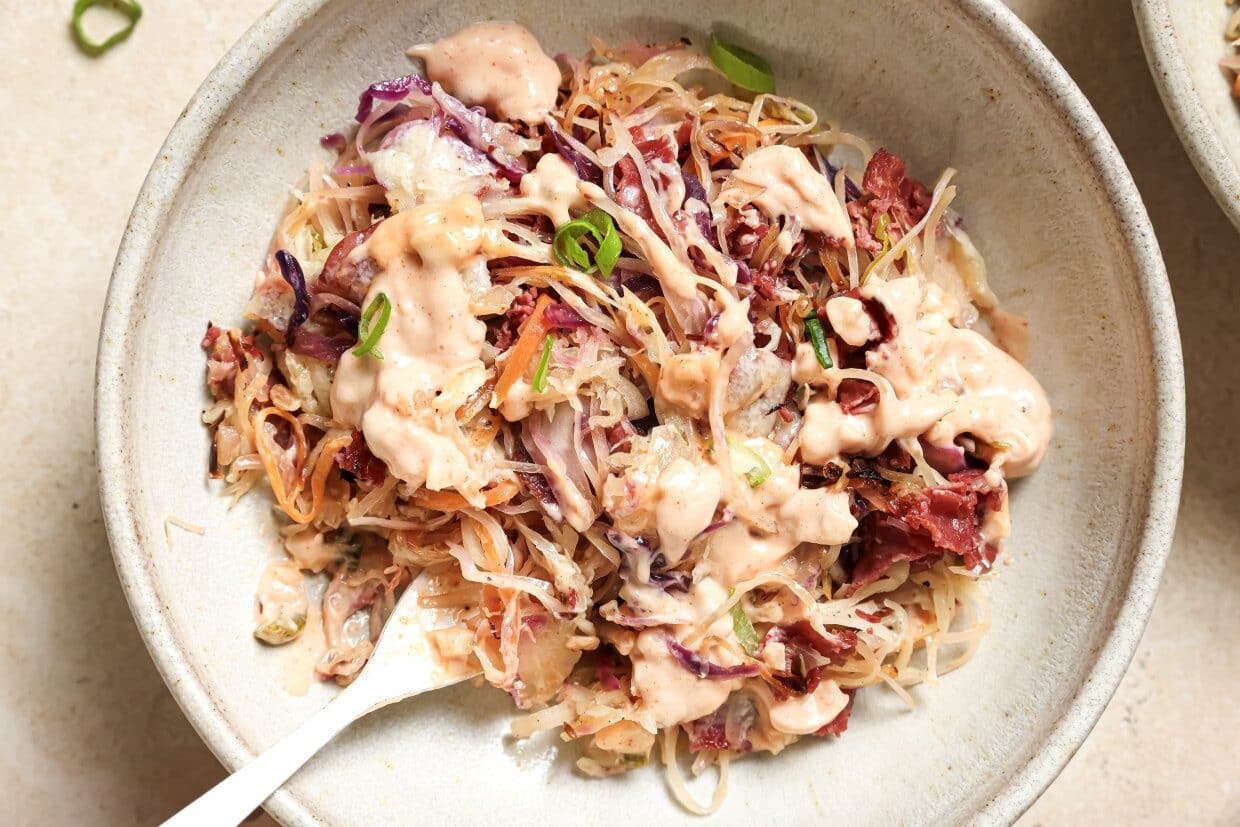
[1134,0,1240,229]
[95,1,1185,824]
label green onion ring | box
[71,0,143,58]
[353,292,392,359]
[708,33,776,94]
[804,311,834,370]
[553,209,620,277]
[731,600,761,656]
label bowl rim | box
[1133,0,1240,230]
[95,1,1186,823]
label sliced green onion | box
[708,33,776,94]
[743,454,772,488]
[71,0,142,57]
[353,292,392,359]
[873,213,892,248]
[862,213,894,280]
[532,334,555,393]
[731,600,761,656]
[716,435,773,488]
[553,209,620,277]
[804,311,834,369]
[729,440,772,488]
[553,224,592,270]
[592,216,622,277]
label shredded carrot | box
[494,294,553,404]
[413,478,521,512]
[628,350,660,394]
[471,520,505,571]
[253,407,349,524]
[717,132,755,155]
[757,118,784,128]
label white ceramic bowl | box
[96,1,1185,824]
[1135,0,1240,229]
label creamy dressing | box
[825,295,874,347]
[657,351,722,416]
[764,679,849,735]
[331,194,497,497]
[510,154,587,225]
[653,458,722,565]
[409,22,561,124]
[704,438,855,583]
[624,440,854,727]
[631,628,742,728]
[725,145,851,242]
[797,276,1052,477]
[278,583,326,697]
[987,307,1031,363]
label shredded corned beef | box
[615,156,655,226]
[861,148,932,229]
[843,289,898,344]
[491,286,539,352]
[842,512,940,596]
[512,442,560,514]
[877,441,916,473]
[290,329,355,362]
[605,418,638,451]
[724,208,768,261]
[611,128,681,235]
[762,621,858,697]
[314,224,380,304]
[847,148,933,254]
[335,430,387,488]
[842,471,1006,593]
[685,694,757,753]
[685,709,733,752]
[836,378,880,414]
[632,128,676,164]
[889,485,979,554]
[855,607,893,624]
[848,201,882,254]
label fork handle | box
[161,682,384,827]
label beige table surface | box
[1,1,1236,824]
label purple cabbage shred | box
[543,302,587,330]
[275,250,310,335]
[667,638,760,680]
[546,119,602,183]
[320,132,347,153]
[354,74,429,123]
[428,83,527,181]
[289,330,354,361]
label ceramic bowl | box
[96,1,1185,823]
[1134,0,1240,229]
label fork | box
[161,571,481,827]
